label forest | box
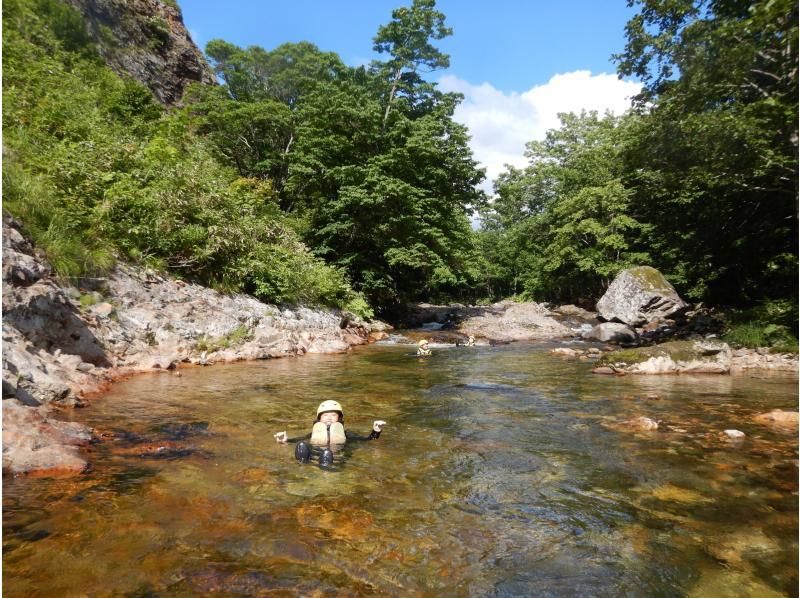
[2,0,797,348]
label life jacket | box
[310,421,347,446]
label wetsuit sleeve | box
[344,429,381,441]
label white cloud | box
[438,71,642,194]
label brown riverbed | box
[3,341,797,595]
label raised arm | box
[345,420,387,441]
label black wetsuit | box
[290,426,381,467]
[287,429,382,443]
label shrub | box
[3,0,368,312]
[722,300,799,353]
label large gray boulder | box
[597,266,688,327]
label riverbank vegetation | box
[2,0,796,349]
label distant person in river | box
[274,400,386,467]
[465,335,476,347]
[417,339,432,356]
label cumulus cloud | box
[438,71,642,194]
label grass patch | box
[195,324,252,353]
[721,299,798,353]
[723,322,798,353]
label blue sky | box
[180,1,642,191]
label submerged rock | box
[704,529,782,567]
[752,410,799,432]
[626,416,660,431]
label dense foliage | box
[2,0,370,315]
[4,0,796,342]
[480,0,797,339]
[190,0,486,309]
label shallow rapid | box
[3,342,797,596]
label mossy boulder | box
[597,266,688,326]
[595,340,732,374]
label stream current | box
[3,341,798,596]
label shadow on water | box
[3,343,797,596]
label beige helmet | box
[316,400,344,421]
[418,339,429,346]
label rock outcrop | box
[594,339,733,375]
[3,399,93,476]
[596,266,688,327]
[396,301,573,342]
[2,215,381,475]
[458,301,572,342]
[63,0,216,105]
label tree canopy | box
[188,0,485,310]
[481,0,797,312]
[4,0,795,330]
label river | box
[3,341,797,596]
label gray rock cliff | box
[63,0,216,105]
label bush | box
[3,0,368,312]
[722,300,799,353]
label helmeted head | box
[316,399,344,422]
[468,335,475,341]
[418,339,429,347]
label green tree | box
[3,0,369,315]
[204,40,345,106]
[485,112,651,303]
[372,0,452,128]
[615,0,798,303]
[289,80,484,306]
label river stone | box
[596,266,688,326]
[704,529,781,567]
[2,398,91,475]
[626,416,659,431]
[752,410,798,432]
[688,570,785,598]
[582,322,638,344]
[596,340,732,375]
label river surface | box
[3,341,798,596]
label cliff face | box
[62,0,216,105]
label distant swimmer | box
[274,400,386,468]
[417,339,432,356]
[465,335,476,347]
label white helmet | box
[316,400,344,420]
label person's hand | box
[274,431,288,443]
[373,420,387,432]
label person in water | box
[417,339,432,356]
[465,335,476,347]
[274,400,387,467]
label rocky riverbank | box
[2,215,386,475]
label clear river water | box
[3,340,798,596]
